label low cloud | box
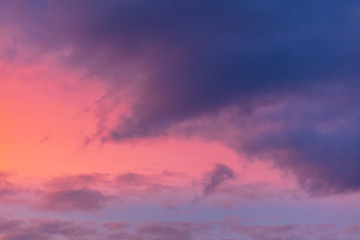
[0,218,96,240]
[135,222,193,240]
[38,188,112,212]
[103,221,360,240]
[0,172,20,200]
[0,217,358,240]
[115,172,176,193]
[45,173,109,189]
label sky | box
[1,0,360,239]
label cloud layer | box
[2,0,360,196]
[0,217,358,240]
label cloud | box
[103,221,360,240]
[38,188,111,212]
[0,172,20,200]
[102,222,130,231]
[29,219,96,238]
[202,164,236,197]
[135,222,193,240]
[115,172,176,193]
[4,1,360,138]
[38,134,51,144]
[0,219,24,234]
[0,232,49,240]
[0,218,96,240]
[218,89,360,196]
[104,221,211,240]
[31,172,184,213]
[0,217,358,240]
[228,223,351,240]
[45,173,109,189]
[3,0,360,195]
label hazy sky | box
[1,1,360,239]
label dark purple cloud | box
[202,164,236,197]
[220,86,360,196]
[2,0,360,195]
[38,188,111,212]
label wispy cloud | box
[202,164,236,198]
[37,188,112,212]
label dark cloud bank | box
[3,0,360,195]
